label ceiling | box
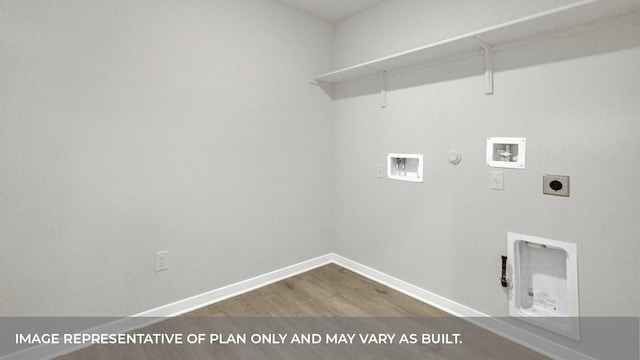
[272,0,388,23]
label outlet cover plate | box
[155,251,169,272]
[543,174,570,197]
[491,171,504,190]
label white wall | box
[0,0,333,316]
[331,0,640,319]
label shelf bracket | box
[476,39,494,95]
[379,70,387,108]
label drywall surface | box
[0,0,333,316]
[331,0,640,319]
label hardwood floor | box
[187,263,451,318]
[58,264,549,359]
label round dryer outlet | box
[543,174,570,197]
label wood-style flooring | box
[58,264,549,359]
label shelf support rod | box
[476,39,494,95]
[380,70,387,108]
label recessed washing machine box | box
[487,137,526,169]
[507,232,580,340]
[387,153,423,182]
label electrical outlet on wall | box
[155,251,168,272]
[543,174,570,197]
[491,171,504,190]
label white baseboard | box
[2,253,595,360]
[140,253,335,317]
[330,254,482,317]
[2,254,334,360]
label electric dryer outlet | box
[543,174,570,197]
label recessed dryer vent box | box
[507,232,580,340]
[387,153,423,182]
[487,137,526,169]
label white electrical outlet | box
[491,171,504,190]
[155,251,168,272]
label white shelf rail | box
[312,0,603,99]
